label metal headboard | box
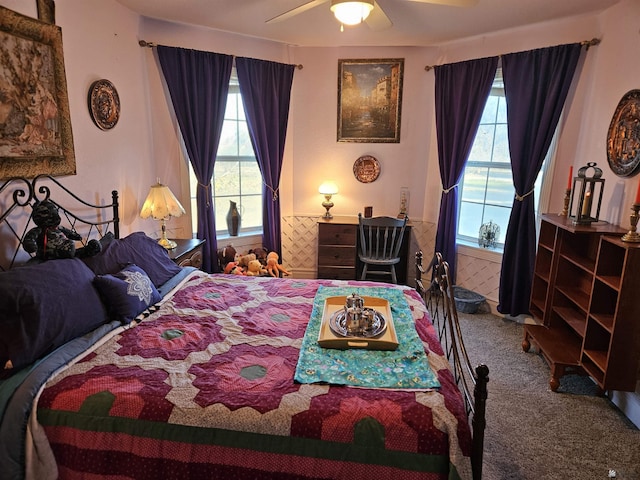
[415,251,489,480]
[0,175,119,271]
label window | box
[457,68,546,250]
[189,69,263,237]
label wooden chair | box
[357,213,408,284]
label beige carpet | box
[456,310,640,480]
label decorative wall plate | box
[88,79,120,130]
[353,155,380,183]
[607,89,640,177]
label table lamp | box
[319,181,339,219]
[140,180,185,249]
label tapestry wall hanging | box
[0,6,76,179]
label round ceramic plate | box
[607,89,640,177]
[353,155,381,183]
[88,79,120,130]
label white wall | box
[5,0,639,235]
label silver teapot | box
[344,293,374,334]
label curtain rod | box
[423,37,601,72]
[138,40,303,69]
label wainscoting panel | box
[282,216,437,283]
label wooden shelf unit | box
[524,215,640,392]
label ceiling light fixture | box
[330,0,374,26]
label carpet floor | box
[456,310,640,480]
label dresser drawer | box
[318,223,357,245]
[318,266,356,280]
[318,245,357,267]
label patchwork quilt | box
[35,272,472,480]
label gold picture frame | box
[337,58,404,143]
[0,5,76,180]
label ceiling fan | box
[266,0,478,31]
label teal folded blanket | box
[294,286,441,390]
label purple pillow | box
[94,264,162,324]
[83,232,182,287]
[0,258,108,378]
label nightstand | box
[168,238,206,269]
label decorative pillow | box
[94,264,162,324]
[83,232,182,287]
[0,258,108,378]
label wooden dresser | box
[317,216,358,280]
[168,238,206,270]
[316,216,411,284]
[524,214,640,392]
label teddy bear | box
[235,252,256,270]
[266,252,291,277]
[223,261,245,275]
[245,259,267,276]
[23,199,102,260]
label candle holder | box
[559,188,570,216]
[568,162,605,225]
[621,203,640,243]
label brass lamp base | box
[322,195,334,219]
[158,218,177,249]
[158,237,177,249]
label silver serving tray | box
[329,308,387,338]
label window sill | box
[457,240,503,263]
[216,231,263,250]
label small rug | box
[294,285,441,390]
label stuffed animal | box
[23,199,102,260]
[249,246,269,265]
[223,261,245,275]
[235,252,256,269]
[218,244,237,270]
[245,259,267,276]
[266,252,291,277]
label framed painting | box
[37,0,56,24]
[0,5,76,180]
[337,58,404,143]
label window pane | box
[240,195,262,229]
[238,125,254,156]
[241,161,262,194]
[461,166,488,203]
[218,121,239,156]
[490,124,510,164]
[458,201,484,239]
[480,96,498,124]
[483,204,512,243]
[496,96,507,124]
[485,168,514,206]
[215,196,239,233]
[468,125,495,163]
[225,94,238,120]
[214,160,240,196]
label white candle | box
[581,190,592,217]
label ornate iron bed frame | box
[0,175,119,271]
[415,251,489,480]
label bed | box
[0,176,488,480]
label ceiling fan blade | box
[366,1,393,30]
[404,0,478,7]
[266,0,329,24]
